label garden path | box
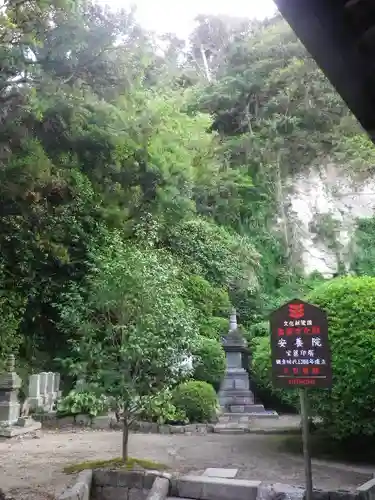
[0,429,372,500]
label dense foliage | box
[306,277,375,439]
[192,337,226,390]
[2,0,375,442]
[350,217,375,277]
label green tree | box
[60,232,198,459]
[350,217,375,276]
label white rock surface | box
[290,164,375,276]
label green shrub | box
[192,337,226,390]
[200,316,228,341]
[305,277,375,440]
[183,275,231,317]
[138,389,188,424]
[57,390,108,419]
[172,380,218,423]
[249,321,269,339]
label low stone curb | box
[91,469,171,500]
[171,475,261,500]
[357,477,375,500]
[146,477,170,500]
[34,413,218,435]
[58,469,93,500]
[35,413,301,435]
[57,468,375,500]
[127,421,215,435]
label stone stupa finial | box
[229,308,237,332]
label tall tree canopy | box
[0,1,373,376]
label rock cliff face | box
[290,164,375,276]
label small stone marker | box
[203,468,238,478]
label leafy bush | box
[192,337,226,390]
[167,218,259,289]
[138,389,188,424]
[200,316,228,341]
[249,321,269,339]
[305,277,375,440]
[350,217,375,276]
[172,380,218,423]
[57,390,109,419]
[183,275,231,318]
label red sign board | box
[270,299,332,389]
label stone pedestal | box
[0,355,41,438]
[218,311,278,421]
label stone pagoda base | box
[0,355,42,438]
[0,418,41,438]
[218,371,278,420]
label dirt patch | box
[0,429,372,499]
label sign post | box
[270,299,331,500]
[300,387,312,500]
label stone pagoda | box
[218,310,277,421]
[0,354,41,437]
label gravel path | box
[0,429,373,499]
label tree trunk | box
[275,155,290,264]
[122,419,129,462]
[200,44,212,83]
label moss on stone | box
[63,457,168,474]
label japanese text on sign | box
[269,299,332,389]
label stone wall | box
[91,470,169,500]
[34,413,217,434]
[58,468,375,500]
[58,470,92,500]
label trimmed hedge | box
[192,336,226,390]
[305,277,375,439]
[172,380,218,423]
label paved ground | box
[0,429,373,499]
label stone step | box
[213,423,249,434]
[220,396,255,405]
[219,389,255,397]
[219,411,278,422]
[226,404,266,413]
[219,415,252,424]
[167,498,194,500]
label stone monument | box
[0,354,41,437]
[218,310,278,421]
[28,371,61,412]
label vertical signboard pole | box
[299,387,313,500]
